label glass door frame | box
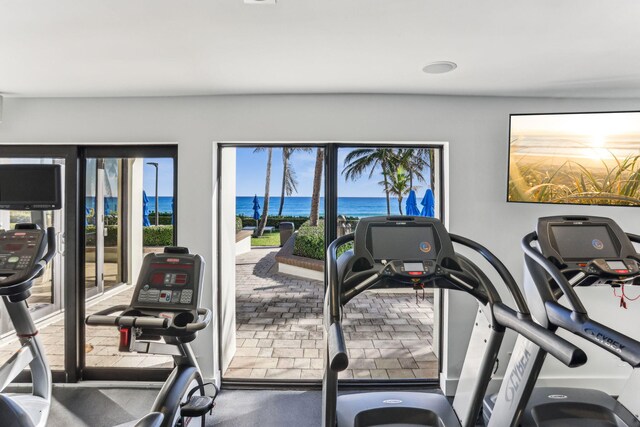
[0,145,80,383]
[79,145,178,381]
[217,142,446,388]
[84,157,131,299]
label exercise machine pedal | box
[180,395,215,417]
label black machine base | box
[484,387,640,427]
[336,391,461,427]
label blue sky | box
[143,157,174,197]
[235,147,432,197]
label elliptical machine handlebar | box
[86,305,213,332]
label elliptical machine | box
[86,247,216,427]
[0,164,62,427]
[484,216,640,426]
[322,216,587,427]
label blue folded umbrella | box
[405,190,421,216]
[252,195,261,223]
[142,191,151,226]
[420,188,435,217]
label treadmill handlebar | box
[328,322,349,372]
[545,301,640,367]
[451,233,529,314]
[521,232,588,314]
[493,303,587,368]
[327,234,354,320]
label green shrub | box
[235,217,243,232]
[143,225,174,246]
[85,225,119,247]
[293,220,325,260]
[147,212,173,225]
[238,215,333,230]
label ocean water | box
[236,196,408,218]
[86,196,174,214]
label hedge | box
[86,212,173,226]
[85,225,174,247]
[143,225,174,246]
[293,220,325,260]
[292,220,354,261]
[238,215,316,230]
[235,217,243,232]
[147,212,173,225]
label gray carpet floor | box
[49,387,321,427]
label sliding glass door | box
[0,157,66,334]
[85,158,127,298]
[219,143,444,384]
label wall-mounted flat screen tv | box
[507,111,640,207]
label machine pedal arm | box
[180,395,215,417]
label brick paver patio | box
[226,247,438,380]
[0,284,172,370]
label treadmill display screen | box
[606,260,627,270]
[369,225,437,261]
[550,225,619,260]
[404,262,424,272]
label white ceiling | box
[1,0,640,98]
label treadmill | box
[484,215,640,426]
[322,216,587,427]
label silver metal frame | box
[0,298,52,427]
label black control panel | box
[537,216,640,285]
[380,260,436,284]
[0,228,46,283]
[131,251,204,312]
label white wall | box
[1,94,640,386]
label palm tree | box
[309,148,324,227]
[396,148,432,191]
[253,147,273,237]
[386,166,410,215]
[278,147,312,216]
[342,148,396,215]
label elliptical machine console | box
[0,226,49,301]
[86,247,215,427]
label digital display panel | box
[606,260,627,270]
[508,112,640,207]
[369,225,437,261]
[551,225,619,260]
[0,165,61,210]
[404,262,424,272]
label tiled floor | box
[0,284,172,369]
[226,247,438,380]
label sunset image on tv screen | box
[508,112,640,206]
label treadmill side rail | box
[488,335,547,427]
[618,368,640,420]
[452,304,503,427]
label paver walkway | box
[0,284,172,369]
[226,247,438,380]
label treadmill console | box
[339,216,461,290]
[537,216,640,285]
[0,227,46,284]
[131,249,204,313]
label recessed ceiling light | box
[244,0,276,4]
[423,61,457,74]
